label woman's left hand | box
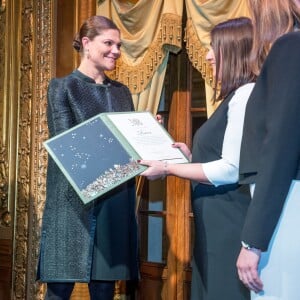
[236,247,263,293]
[172,142,192,161]
[155,114,163,125]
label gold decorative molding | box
[0,0,6,13]
[0,0,8,229]
[20,0,53,298]
[0,0,54,299]
[0,142,9,227]
[13,1,33,299]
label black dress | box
[190,90,251,300]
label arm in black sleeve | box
[47,78,75,137]
[241,32,300,251]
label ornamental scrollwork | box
[0,0,6,13]
[0,143,9,227]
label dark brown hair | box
[211,17,256,102]
[73,15,120,52]
[247,0,300,74]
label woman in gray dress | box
[37,16,139,300]
[139,17,256,299]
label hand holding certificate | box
[138,141,192,180]
[44,111,188,203]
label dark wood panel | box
[0,239,12,300]
[139,262,166,300]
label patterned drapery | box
[97,0,183,112]
[185,0,250,115]
[97,0,249,115]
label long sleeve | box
[241,32,300,251]
[47,78,75,137]
[203,83,255,186]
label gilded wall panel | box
[0,0,9,231]
[26,0,53,298]
[0,0,53,299]
[14,1,34,297]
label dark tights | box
[45,281,115,300]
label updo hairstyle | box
[72,15,120,52]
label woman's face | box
[206,48,216,77]
[83,29,121,72]
[206,47,222,81]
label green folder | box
[44,111,188,204]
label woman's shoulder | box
[48,73,74,87]
[262,31,300,76]
[231,83,255,102]
[235,82,255,94]
[276,30,300,43]
[270,31,300,55]
[226,83,255,110]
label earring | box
[85,49,90,59]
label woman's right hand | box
[138,160,166,180]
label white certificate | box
[104,111,189,164]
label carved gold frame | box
[0,0,53,299]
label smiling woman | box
[78,29,122,83]
[73,17,121,84]
[37,15,139,300]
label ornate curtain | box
[98,0,249,116]
[97,0,183,113]
[185,0,250,115]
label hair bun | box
[72,39,81,52]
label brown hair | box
[247,0,300,74]
[72,15,120,52]
[211,17,256,102]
